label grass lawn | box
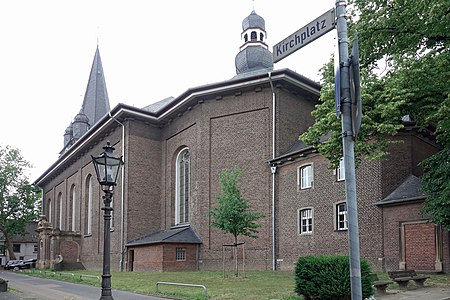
[24,269,302,300]
[20,269,450,300]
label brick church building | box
[34,10,449,273]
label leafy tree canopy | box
[0,145,41,259]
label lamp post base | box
[100,273,114,300]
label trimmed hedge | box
[295,255,374,300]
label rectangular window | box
[337,158,345,181]
[336,202,348,231]
[13,244,21,253]
[34,244,38,253]
[299,208,313,234]
[299,165,313,189]
[176,247,186,261]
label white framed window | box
[299,208,313,234]
[175,148,190,224]
[337,157,345,181]
[299,165,313,189]
[176,247,186,261]
[336,202,348,231]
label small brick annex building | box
[34,10,449,273]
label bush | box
[294,255,374,300]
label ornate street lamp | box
[91,141,123,300]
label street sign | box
[349,34,362,138]
[273,8,335,63]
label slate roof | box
[0,222,38,243]
[126,225,202,246]
[268,132,331,165]
[142,96,175,113]
[81,46,110,126]
[376,175,426,205]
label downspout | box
[268,72,277,271]
[109,112,126,271]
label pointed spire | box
[81,46,110,127]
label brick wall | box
[129,243,198,272]
[404,222,435,270]
[276,155,385,272]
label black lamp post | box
[91,141,123,300]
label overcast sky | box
[0,0,336,181]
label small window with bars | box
[176,247,186,261]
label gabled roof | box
[126,225,202,246]
[81,46,110,126]
[376,175,426,206]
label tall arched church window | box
[48,199,52,225]
[57,193,63,230]
[85,175,93,235]
[70,185,76,231]
[251,31,257,41]
[175,148,190,224]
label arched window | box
[85,176,93,235]
[175,148,190,224]
[48,199,52,225]
[70,185,76,231]
[57,193,63,230]
[260,32,264,41]
[298,164,313,189]
[251,31,257,41]
[244,33,248,42]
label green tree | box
[0,145,41,260]
[301,0,450,221]
[209,167,264,276]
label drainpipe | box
[109,112,126,271]
[268,72,276,270]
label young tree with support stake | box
[209,167,264,277]
[0,145,41,260]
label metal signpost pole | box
[335,1,362,299]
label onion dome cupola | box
[72,110,90,140]
[235,10,273,76]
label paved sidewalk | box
[0,271,169,300]
[376,286,450,300]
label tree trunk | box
[234,235,238,277]
[6,236,16,260]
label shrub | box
[294,255,374,300]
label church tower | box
[62,47,111,152]
[234,10,273,77]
